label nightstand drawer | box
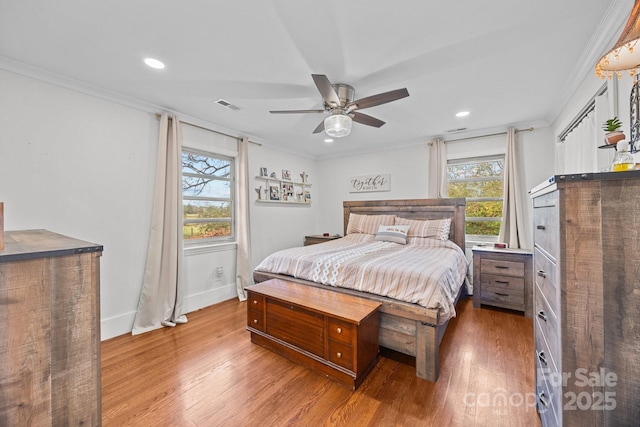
[480,259,525,277]
[480,273,525,292]
[481,286,524,306]
[247,308,265,332]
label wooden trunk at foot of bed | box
[253,198,467,382]
[252,271,467,382]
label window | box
[182,148,233,243]
[447,155,504,240]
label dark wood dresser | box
[247,279,381,390]
[530,172,640,426]
[0,230,103,426]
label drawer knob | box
[537,270,546,278]
[537,350,547,366]
[537,310,547,322]
[253,300,258,304]
[538,392,549,408]
[536,225,546,230]
[336,327,342,334]
[253,319,258,324]
[336,352,342,358]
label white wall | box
[317,129,555,251]
[0,69,252,339]
[316,144,430,234]
[248,144,319,268]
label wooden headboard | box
[343,198,466,251]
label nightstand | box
[304,234,341,246]
[472,246,533,317]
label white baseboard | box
[100,282,238,341]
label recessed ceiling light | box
[324,138,334,143]
[456,111,470,117]
[144,57,165,69]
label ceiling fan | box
[269,74,409,138]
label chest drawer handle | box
[537,270,546,278]
[253,319,258,324]
[538,392,549,408]
[253,300,258,305]
[537,350,547,366]
[495,280,510,284]
[495,265,509,270]
[336,352,342,358]
[495,292,509,297]
[537,310,547,322]
[336,327,342,334]
[536,225,546,230]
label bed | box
[253,198,468,382]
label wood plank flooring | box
[102,296,541,427]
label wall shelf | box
[255,174,312,204]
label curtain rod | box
[443,127,534,143]
[155,112,262,146]
[557,83,607,143]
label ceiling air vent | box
[215,98,240,111]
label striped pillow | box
[346,214,396,235]
[375,225,410,244]
[394,217,451,241]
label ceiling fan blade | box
[350,112,385,128]
[312,120,325,134]
[270,109,326,114]
[312,74,341,107]
[347,88,409,110]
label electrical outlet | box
[215,266,224,278]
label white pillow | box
[374,224,410,244]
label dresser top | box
[472,245,532,256]
[531,170,640,195]
[0,229,103,263]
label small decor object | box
[282,169,291,181]
[603,117,625,145]
[300,172,308,183]
[270,172,277,178]
[260,167,268,177]
[612,140,635,171]
[304,191,311,202]
[255,187,262,200]
[270,185,280,200]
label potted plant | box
[603,117,625,145]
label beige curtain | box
[132,113,187,335]
[498,128,527,249]
[235,137,252,301]
[428,138,448,198]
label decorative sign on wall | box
[349,174,391,193]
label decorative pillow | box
[394,217,452,241]
[346,214,396,235]
[374,224,410,244]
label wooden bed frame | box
[253,198,468,382]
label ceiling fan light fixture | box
[324,114,352,138]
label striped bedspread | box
[254,234,468,324]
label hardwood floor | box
[102,296,541,427]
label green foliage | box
[603,117,622,132]
[183,202,232,239]
[447,158,504,236]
